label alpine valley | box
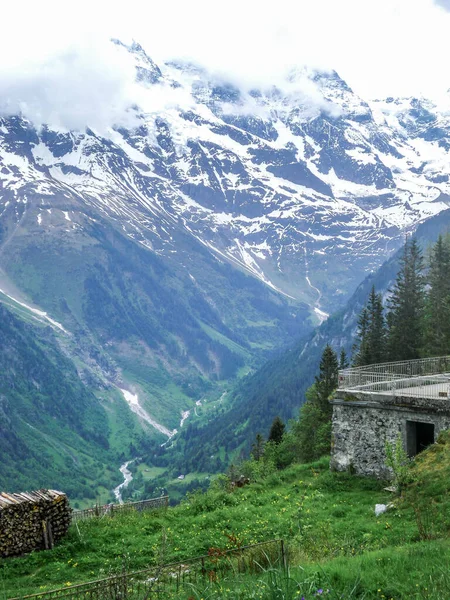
[1,40,450,503]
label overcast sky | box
[0,0,449,130]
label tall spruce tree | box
[424,235,450,356]
[386,239,425,361]
[352,286,386,366]
[251,433,265,461]
[367,286,386,364]
[353,307,370,366]
[315,344,339,413]
[291,345,339,462]
[292,345,339,461]
[339,348,349,370]
[268,416,285,445]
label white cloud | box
[0,40,140,132]
[0,0,449,131]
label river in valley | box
[113,460,134,504]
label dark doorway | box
[406,421,435,457]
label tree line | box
[353,235,450,365]
[242,343,343,473]
[246,234,450,470]
[136,235,450,491]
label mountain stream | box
[113,460,134,504]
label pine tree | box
[424,235,450,356]
[339,348,349,370]
[353,307,370,366]
[268,416,285,445]
[353,286,386,366]
[292,345,339,462]
[251,433,265,461]
[386,239,425,361]
[315,344,339,413]
[290,385,332,462]
[366,285,386,364]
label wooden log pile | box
[0,489,72,558]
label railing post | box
[280,539,287,570]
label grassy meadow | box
[2,433,450,599]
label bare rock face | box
[0,489,72,557]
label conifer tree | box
[339,348,349,370]
[386,239,425,361]
[353,286,386,366]
[251,433,265,461]
[315,344,339,411]
[366,285,386,364]
[424,235,450,356]
[268,416,285,445]
[353,307,370,366]
[292,345,339,462]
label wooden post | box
[42,520,49,550]
[281,539,287,570]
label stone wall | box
[0,490,72,557]
[330,394,450,478]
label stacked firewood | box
[0,489,72,557]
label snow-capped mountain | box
[1,40,450,492]
[0,40,449,321]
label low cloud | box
[0,0,449,132]
[218,77,343,121]
[0,39,140,132]
[0,30,333,133]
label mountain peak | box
[111,38,162,84]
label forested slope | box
[167,208,450,472]
[0,304,120,498]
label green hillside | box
[0,204,311,437]
[0,203,312,499]
[2,432,450,599]
[0,303,136,501]
[162,208,450,475]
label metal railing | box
[11,539,285,600]
[71,496,169,522]
[338,355,450,400]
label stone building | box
[330,356,450,478]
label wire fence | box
[71,497,169,523]
[11,539,285,600]
[338,355,450,400]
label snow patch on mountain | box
[120,388,175,438]
[0,288,69,333]
[1,45,450,316]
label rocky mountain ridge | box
[1,41,449,317]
